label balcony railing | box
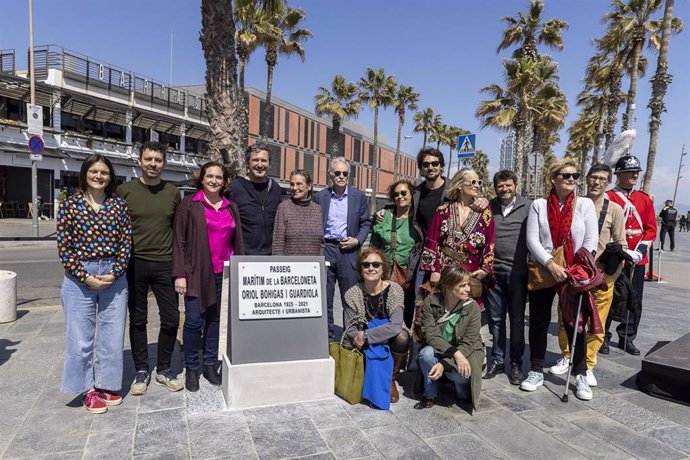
[0,49,15,74]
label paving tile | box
[0,407,27,458]
[389,400,466,438]
[24,451,86,460]
[83,429,134,459]
[572,417,686,459]
[518,410,573,434]
[582,391,677,432]
[363,424,439,459]
[551,429,630,459]
[137,381,186,413]
[249,418,328,460]
[319,426,377,460]
[291,453,336,460]
[302,398,354,430]
[132,449,190,459]
[184,383,226,415]
[244,402,307,424]
[515,386,590,417]
[483,388,543,413]
[646,425,690,455]
[425,432,506,459]
[188,412,254,459]
[341,403,400,430]
[90,408,137,433]
[133,408,188,456]
[619,391,690,428]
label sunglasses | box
[361,261,383,269]
[465,179,483,187]
[393,190,409,198]
[332,171,349,177]
[422,161,440,168]
[557,173,581,180]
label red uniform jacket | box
[606,187,656,266]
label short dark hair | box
[194,161,231,195]
[493,170,518,188]
[387,179,415,202]
[245,141,272,166]
[416,147,445,170]
[79,154,117,196]
[586,163,612,182]
[139,141,166,159]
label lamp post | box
[29,0,38,237]
[672,144,686,205]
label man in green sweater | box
[117,142,183,394]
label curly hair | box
[387,179,415,202]
[357,247,390,282]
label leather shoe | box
[509,366,524,385]
[483,362,504,380]
[414,398,435,410]
[618,340,641,356]
[599,340,610,354]
[203,364,223,386]
[185,369,200,392]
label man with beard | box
[229,142,283,255]
[483,170,531,384]
[117,142,183,394]
[605,155,656,355]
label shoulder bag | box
[527,245,566,291]
[329,319,365,404]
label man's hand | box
[428,362,444,380]
[470,197,489,212]
[374,209,386,225]
[454,351,471,378]
[340,237,359,251]
[175,278,187,296]
[470,269,487,280]
[353,331,365,350]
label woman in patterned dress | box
[57,154,132,414]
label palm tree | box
[392,85,420,180]
[429,118,445,151]
[413,108,435,147]
[531,82,568,159]
[643,0,683,192]
[314,75,361,158]
[588,36,626,149]
[576,87,608,164]
[567,112,597,194]
[262,5,312,138]
[444,126,465,176]
[200,0,244,176]
[359,68,397,211]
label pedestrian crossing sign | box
[457,134,476,159]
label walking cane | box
[561,292,584,403]
[621,265,635,355]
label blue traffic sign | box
[457,133,476,159]
[28,135,45,155]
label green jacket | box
[420,293,484,409]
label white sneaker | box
[586,369,598,387]
[519,371,544,391]
[575,374,593,400]
[549,357,570,375]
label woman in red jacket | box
[172,161,245,392]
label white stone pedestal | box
[0,270,17,323]
[222,354,334,410]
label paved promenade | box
[1,231,689,459]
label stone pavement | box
[1,234,690,459]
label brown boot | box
[391,351,408,403]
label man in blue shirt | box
[315,157,371,340]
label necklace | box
[365,285,386,319]
[84,192,104,212]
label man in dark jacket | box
[229,142,283,255]
[483,170,531,385]
[658,200,678,251]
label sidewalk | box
[0,218,57,248]
[1,235,690,459]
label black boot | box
[203,364,222,386]
[599,337,610,355]
[186,369,200,392]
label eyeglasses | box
[557,173,581,181]
[422,161,440,168]
[361,261,383,269]
[332,171,349,178]
[464,179,483,187]
[393,190,409,198]
[587,175,610,184]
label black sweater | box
[228,176,283,255]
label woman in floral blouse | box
[420,169,495,306]
[57,154,132,414]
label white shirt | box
[501,196,517,217]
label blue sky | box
[2,0,688,206]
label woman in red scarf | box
[520,158,598,400]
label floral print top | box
[420,202,496,286]
[57,193,132,282]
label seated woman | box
[416,266,484,411]
[343,248,410,408]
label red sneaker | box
[96,389,122,406]
[83,391,108,414]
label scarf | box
[547,188,575,265]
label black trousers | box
[528,287,586,375]
[659,223,675,250]
[127,258,180,371]
[606,264,645,343]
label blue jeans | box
[483,271,527,366]
[61,257,128,394]
[418,345,469,399]
[184,274,222,370]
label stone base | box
[222,354,334,410]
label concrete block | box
[0,270,17,323]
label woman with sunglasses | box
[343,248,410,409]
[420,169,495,307]
[520,158,598,400]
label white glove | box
[625,249,643,265]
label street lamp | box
[672,144,686,205]
[29,0,38,237]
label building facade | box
[499,132,515,171]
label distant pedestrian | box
[173,162,245,392]
[272,169,323,256]
[57,154,132,414]
[659,200,678,251]
[680,214,687,232]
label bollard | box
[0,270,18,323]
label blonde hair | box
[446,168,477,202]
[549,157,579,180]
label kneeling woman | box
[173,161,245,391]
[343,248,410,409]
[416,266,483,411]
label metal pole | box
[533,151,538,199]
[672,144,686,205]
[169,31,173,85]
[29,0,38,237]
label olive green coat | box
[419,293,484,410]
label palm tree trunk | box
[605,68,623,150]
[622,37,644,131]
[331,115,341,158]
[394,116,403,181]
[370,107,379,212]
[200,0,244,177]
[422,131,427,148]
[592,105,607,164]
[262,43,277,139]
[446,145,453,177]
[643,0,675,193]
[238,59,249,148]
[579,148,589,195]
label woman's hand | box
[428,362,444,381]
[85,274,113,290]
[547,260,568,283]
[470,269,487,280]
[454,350,471,378]
[353,331,366,350]
[174,278,187,296]
[430,272,441,286]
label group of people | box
[56,139,656,414]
